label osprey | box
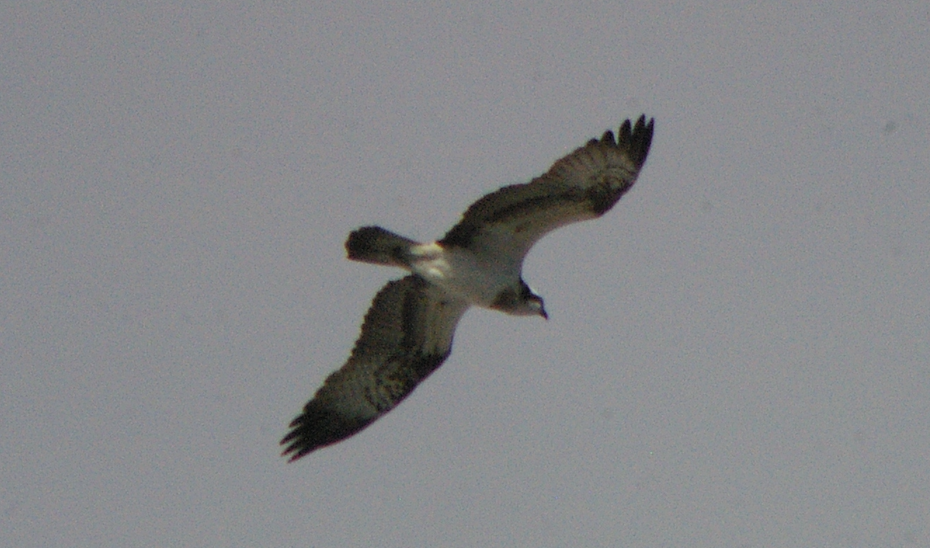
[282,116,654,461]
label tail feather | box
[345,226,418,267]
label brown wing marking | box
[439,116,654,253]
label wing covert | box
[439,116,654,261]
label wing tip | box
[600,115,654,170]
[618,115,655,170]
[280,402,372,462]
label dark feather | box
[281,275,468,461]
[439,116,654,257]
[346,226,418,266]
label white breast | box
[409,243,519,308]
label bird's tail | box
[345,226,419,267]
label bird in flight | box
[281,116,654,461]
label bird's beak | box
[540,308,549,321]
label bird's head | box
[490,279,548,319]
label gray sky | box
[2,2,929,547]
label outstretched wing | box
[281,275,469,461]
[439,116,654,263]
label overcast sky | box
[2,2,929,547]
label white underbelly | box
[410,245,517,307]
